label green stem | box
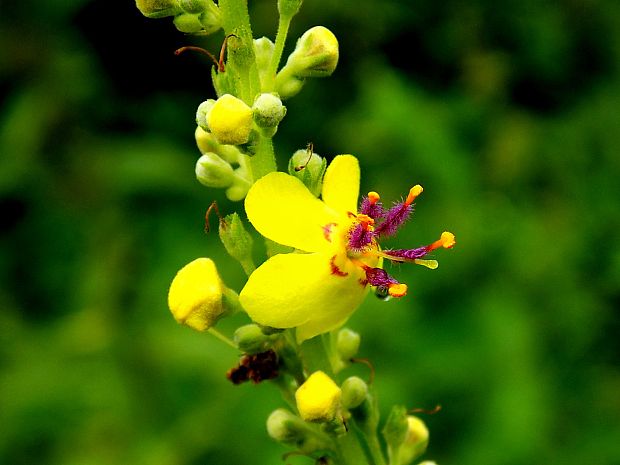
[265,14,293,92]
[250,135,278,181]
[208,328,237,349]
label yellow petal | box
[295,371,342,422]
[239,252,368,335]
[321,155,360,214]
[245,172,340,252]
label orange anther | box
[388,283,408,297]
[367,191,380,205]
[440,231,456,249]
[356,214,375,231]
[405,185,423,206]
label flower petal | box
[321,155,360,214]
[239,252,368,338]
[245,172,339,252]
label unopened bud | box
[197,1,221,35]
[225,180,251,202]
[295,371,342,422]
[196,99,216,131]
[168,258,231,331]
[341,376,368,409]
[275,74,304,99]
[267,409,307,443]
[179,0,207,13]
[336,327,361,361]
[398,416,430,465]
[173,12,204,33]
[219,212,254,270]
[288,148,326,197]
[383,405,409,457]
[195,153,234,188]
[207,94,253,145]
[253,93,286,128]
[285,26,339,78]
[234,324,277,354]
[254,37,275,89]
[135,0,182,18]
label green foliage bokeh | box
[1,1,619,464]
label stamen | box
[356,214,375,231]
[388,283,408,297]
[427,231,456,251]
[367,191,380,205]
[405,185,423,206]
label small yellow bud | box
[195,153,234,188]
[398,416,429,465]
[287,26,339,78]
[167,258,225,331]
[295,371,342,422]
[207,94,253,145]
[195,127,242,163]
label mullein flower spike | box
[239,155,455,341]
[168,258,231,331]
[295,371,342,422]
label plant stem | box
[208,328,237,349]
[265,14,293,92]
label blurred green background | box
[1,0,619,464]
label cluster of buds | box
[194,93,287,200]
[135,0,221,34]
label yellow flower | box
[240,155,377,341]
[295,371,342,422]
[239,155,455,341]
[168,257,225,331]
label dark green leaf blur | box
[1,0,619,464]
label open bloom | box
[239,155,454,341]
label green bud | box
[254,37,275,90]
[382,405,410,465]
[196,99,216,131]
[275,73,304,99]
[336,327,361,361]
[195,153,234,188]
[135,0,182,18]
[398,416,430,465]
[173,12,203,33]
[179,0,207,13]
[341,376,368,410]
[283,26,339,78]
[252,93,286,128]
[288,148,326,197]
[278,0,303,18]
[198,1,222,35]
[225,178,251,202]
[195,127,242,164]
[219,212,254,271]
[234,324,277,354]
[266,409,330,453]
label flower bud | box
[195,153,234,188]
[179,0,207,13]
[168,258,230,331]
[173,12,204,33]
[234,324,276,354]
[195,127,242,163]
[207,94,253,145]
[288,148,326,197]
[284,26,339,78]
[336,327,361,361]
[267,408,307,443]
[252,93,286,128]
[254,37,275,89]
[295,371,342,422]
[225,181,251,202]
[219,212,254,271]
[275,74,304,100]
[196,99,216,131]
[198,2,222,35]
[135,0,182,18]
[398,416,430,465]
[341,376,368,410]
[382,405,409,458]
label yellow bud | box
[399,416,429,465]
[287,26,339,77]
[207,94,253,145]
[295,371,342,422]
[167,258,225,331]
